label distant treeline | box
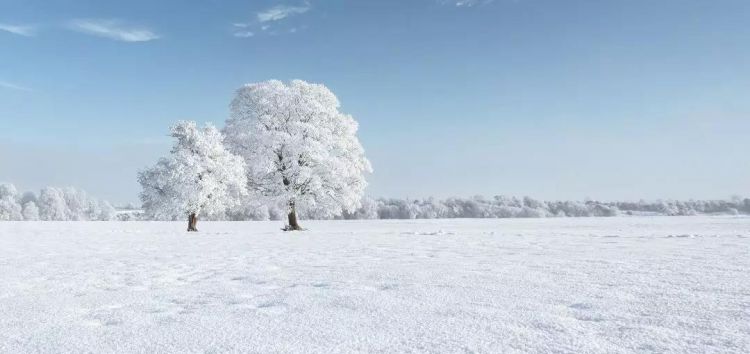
[0,183,116,221]
[338,196,750,220]
[118,195,750,221]
[3,180,747,222]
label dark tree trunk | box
[187,213,198,232]
[286,202,302,231]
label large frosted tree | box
[224,80,372,230]
[139,121,247,231]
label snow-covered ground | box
[0,217,748,353]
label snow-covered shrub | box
[225,196,273,221]
[0,183,23,221]
[22,201,40,221]
[415,198,448,219]
[0,198,23,220]
[62,187,87,221]
[495,206,522,218]
[519,206,547,218]
[38,187,69,221]
[32,186,116,221]
[348,196,379,220]
[98,201,117,221]
[523,196,546,210]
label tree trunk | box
[286,202,302,231]
[187,213,198,232]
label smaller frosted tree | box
[138,121,247,231]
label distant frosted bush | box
[0,183,117,221]
[22,201,40,221]
[38,187,69,221]
[0,183,23,221]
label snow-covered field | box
[0,217,748,353]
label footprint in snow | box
[569,303,592,310]
[568,303,605,322]
[379,284,398,290]
[253,300,288,314]
[82,306,125,327]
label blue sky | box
[1,0,749,204]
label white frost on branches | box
[224,80,372,220]
[0,183,114,221]
[138,121,247,221]
[0,183,23,221]
[38,187,72,221]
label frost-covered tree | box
[0,183,23,221]
[225,80,372,230]
[22,201,40,221]
[38,187,69,221]
[138,121,247,231]
[0,183,17,199]
[63,187,88,221]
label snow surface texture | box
[0,217,748,353]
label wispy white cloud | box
[257,3,310,23]
[233,31,255,38]
[231,23,255,38]
[232,3,310,38]
[443,0,495,7]
[68,19,159,42]
[0,23,36,37]
[0,81,32,92]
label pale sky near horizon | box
[1,0,749,205]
